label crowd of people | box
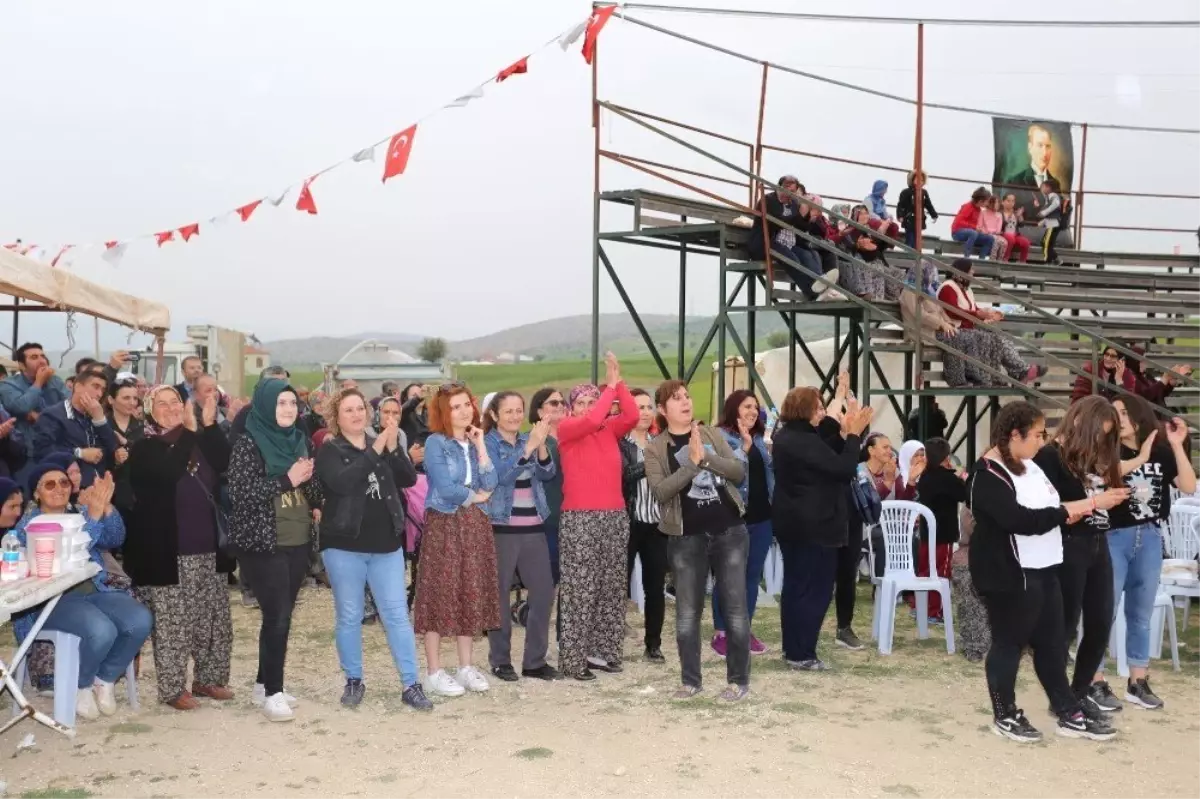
[2,340,1191,744]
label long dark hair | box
[719,390,764,437]
[1052,395,1122,488]
[1113,394,1162,450]
[528,387,560,424]
[991,401,1044,476]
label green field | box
[269,355,718,423]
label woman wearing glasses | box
[108,376,144,523]
[557,353,640,681]
[528,388,567,584]
[413,382,500,698]
[125,386,235,711]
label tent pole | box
[11,296,19,352]
[154,336,166,384]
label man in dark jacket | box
[31,368,119,486]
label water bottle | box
[1,531,22,582]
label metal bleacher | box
[597,188,1200,461]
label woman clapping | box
[126,387,234,710]
[315,389,431,711]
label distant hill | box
[264,313,831,368]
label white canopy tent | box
[0,246,170,335]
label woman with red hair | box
[713,389,774,657]
[413,383,500,698]
[557,352,639,681]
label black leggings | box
[835,521,864,629]
[627,520,668,651]
[982,567,1080,719]
[1059,534,1115,695]
[239,544,310,696]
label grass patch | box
[772,701,819,716]
[109,722,152,735]
[20,790,93,799]
[514,747,554,760]
[881,784,921,798]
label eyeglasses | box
[39,478,72,491]
[542,399,564,407]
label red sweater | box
[557,382,639,511]
[937,280,985,330]
[951,201,981,235]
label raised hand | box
[604,351,620,388]
[408,443,424,466]
[1138,429,1159,460]
[182,401,199,432]
[79,447,104,465]
[287,458,314,487]
[737,419,753,452]
[201,394,218,427]
[33,366,55,388]
[1167,417,1190,447]
[835,371,850,400]
[80,393,105,422]
[909,450,927,483]
[688,423,705,466]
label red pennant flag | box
[155,231,175,247]
[582,6,616,64]
[105,241,120,249]
[51,244,74,267]
[237,200,262,222]
[382,125,418,183]
[179,223,200,242]
[296,177,319,215]
[497,57,528,83]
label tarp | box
[0,246,170,334]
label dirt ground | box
[3,583,1198,799]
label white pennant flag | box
[559,19,588,50]
[267,188,291,207]
[102,242,127,266]
[445,85,485,109]
[208,213,233,228]
[352,146,376,163]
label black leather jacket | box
[315,433,417,545]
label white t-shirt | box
[988,456,1063,570]
[458,440,472,486]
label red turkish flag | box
[497,57,528,83]
[179,223,200,242]
[155,231,175,247]
[582,6,616,64]
[51,245,74,267]
[382,125,418,183]
[237,200,263,222]
[296,178,319,215]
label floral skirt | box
[412,506,500,637]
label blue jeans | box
[43,590,152,688]
[669,526,750,688]
[952,228,995,258]
[749,237,826,298]
[323,548,421,686]
[1104,523,1163,670]
[712,519,773,631]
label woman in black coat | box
[125,386,233,711]
[771,387,871,671]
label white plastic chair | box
[763,541,784,596]
[871,500,955,655]
[10,630,138,728]
[1106,590,1180,676]
[630,556,645,614]
[1163,504,1200,631]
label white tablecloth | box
[0,564,101,624]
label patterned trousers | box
[557,510,630,676]
[937,329,1030,387]
[136,553,233,703]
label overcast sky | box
[2,0,1197,355]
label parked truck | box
[132,325,247,398]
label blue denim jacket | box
[719,428,774,503]
[482,429,556,524]
[423,432,498,514]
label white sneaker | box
[252,683,298,708]
[456,665,489,693]
[93,680,117,716]
[427,669,465,697]
[261,692,295,722]
[76,687,100,721]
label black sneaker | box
[490,664,519,682]
[590,660,623,674]
[788,659,831,672]
[1125,678,1164,710]
[521,665,562,681]
[340,678,365,708]
[401,683,433,712]
[1085,681,1123,713]
[835,627,865,651]
[644,647,665,664]
[1057,711,1117,741]
[993,709,1042,743]
[573,668,596,682]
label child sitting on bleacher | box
[978,196,1010,262]
[999,194,1031,263]
[1032,177,1063,263]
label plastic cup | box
[34,551,54,579]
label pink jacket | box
[978,209,1004,235]
[557,382,639,511]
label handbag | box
[189,465,232,554]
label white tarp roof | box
[0,246,170,334]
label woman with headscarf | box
[556,353,639,681]
[125,386,234,710]
[413,382,499,698]
[13,464,151,721]
[228,378,323,722]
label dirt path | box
[3,586,1197,798]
